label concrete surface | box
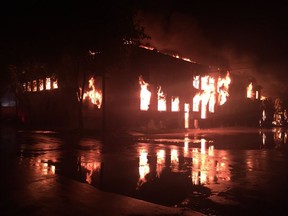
[0,159,205,216]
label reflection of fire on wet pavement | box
[11,128,288,216]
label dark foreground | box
[0,163,202,216]
[0,125,203,216]
[1,125,288,215]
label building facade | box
[17,45,264,131]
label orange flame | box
[139,45,154,50]
[139,76,151,111]
[52,79,58,89]
[32,80,37,92]
[201,91,210,119]
[157,86,166,111]
[171,96,180,112]
[247,82,253,98]
[217,72,231,106]
[201,76,209,90]
[209,92,216,113]
[22,83,26,92]
[193,93,201,112]
[39,79,44,91]
[83,77,102,109]
[193,75,217,118]
[46,78,51,90]
[27,82,31,91]
[193,75,200,89]
[192,72,230,118]
[139,45,196,63]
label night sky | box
[1,0,288,97]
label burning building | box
[16,45,263,131]
[81,45,237,130]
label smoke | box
[137,10,224,66]
[226,51,288,98]
[136,8,288,99]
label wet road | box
[1,126,288,215]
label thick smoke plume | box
[137,9,288,99]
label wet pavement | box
[1,125,288,215]
[0,164,201,216]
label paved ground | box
[0,164,204,216]
[0,125,204,216]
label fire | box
[201,76,209,90]
[157,86,166,111]
[192,72,231,119]
[22,83,26,91]
[200,76,216,118]
[247,82,253,98]
[83,77,102,109]
[193,75,200,89]
[139,45,154,51]
[139,44,196,63]
[217,72,231,105]
[256,90,259,99]
[39,79,44,91]
[32,80,37,92]
[52,79,58,89]
[209,92,216,113]
[201,138,206,154]
[139,75,151,111]
[46,78,51,90]
[171,96,180,112]
[192,75,217,118]
[172,54,195,63]
[27,81,31,91]
[201,91,210,119]
[23,77,59,93]
[193,93,201,112]
[261,95,267,100]
[208,145,214,156]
